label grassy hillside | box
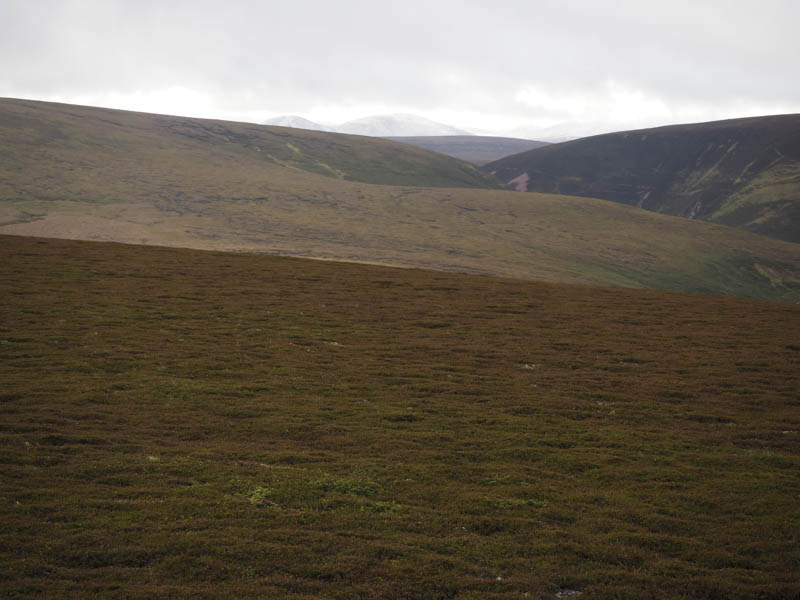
[385,135,550,165]
[2,235,799,598]
[486,115,800,242]
[0,98,500,189]
[1,98,800,301]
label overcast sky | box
[1,0,799,136]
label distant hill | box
[263,115,333,132]
[386,135,550,165]
[486,115,800,243]
[0,98,500,189]
[337,114,472,137]
[505,121,612,143]
[1,98,799,300]
[265,113,474,137]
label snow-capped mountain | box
[506,121,622,143]
[264,115,333,132]
[336,114,473,137]
[265,113,475,137]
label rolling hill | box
[2,234,799,598]
[1,98,800,301]
[486,115,800,242]
[0,98,499,189]
[386,135,550,165]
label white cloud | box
[1,0,798,137]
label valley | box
[1,98,799,301]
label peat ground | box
[1,235,799,598]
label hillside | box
[1,98,800,301]
[486,115,800,242]
[2,234,799,598]
[0,98,500,189]
[386,135,550,165]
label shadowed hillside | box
[386,135,550,165]
[1,98,800,301]
[486,115,800,242]
[1,235,799,598]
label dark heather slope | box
[386,135,550,165]
[486,115,800,242]
[2,234,799,599]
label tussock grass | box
[1,235,799,598]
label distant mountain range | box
[265,113,473,137]
[264,114,618,143]
[265,115,548,163]
[505,121,614,143]
[487,115,800,243]
[262,115,334,132]
[338,114,472,137]
[386,136,550,166]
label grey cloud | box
[1,0,798,131]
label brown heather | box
[1,235,799,598]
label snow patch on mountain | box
[265,113,477,137]
[264,115,334,132]
[507,121,627,143]
[336,114,473,137]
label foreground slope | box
[1,235,799,599]
[1,98,799,301]
[386,135,550,165]
[486,115,800,242]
